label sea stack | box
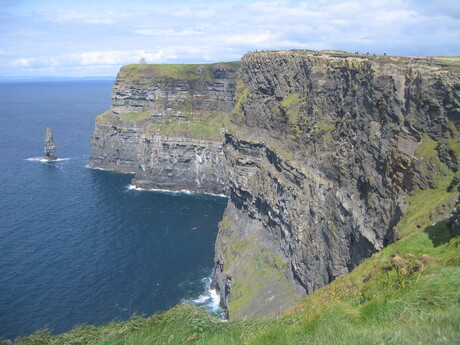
[44,128,57,161]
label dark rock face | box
[212,51,460,318]
[44,128,57,161]
[90,123,141,173]
[132,135,227,194]
[89,51,460,319]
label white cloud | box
[249,1,324,20]
[134,29,204,36]
[2,0,460,77]
[219,31,279,46]
[10,50,178,69]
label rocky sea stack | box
[44,127,57,161]
[89,50,460,319]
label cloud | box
[134,29,204,36]
[2,0,460,77]
[410,0,460,19]
[219,31,280,46]
[10,50,177,69]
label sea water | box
[0,80,227,340]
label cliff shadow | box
[424,222,453,247]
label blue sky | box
[1,0,459,77]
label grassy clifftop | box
[118,61,241,82]
[93,61,241,140]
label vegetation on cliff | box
[145,115,229,140]
[10,208,459,344]
[94,61,241,141]
[119,62,241,82]
[56,52,460,344]
[11,136,460,344]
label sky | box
[1,0,459,77]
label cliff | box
[212,51,460,318]
[89,62,240,194]
[89,51,460,319]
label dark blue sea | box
[0,80,227,340]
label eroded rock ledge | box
[89,51,460,319]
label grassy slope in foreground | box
[10,136,460,344]
[11,196,459,344]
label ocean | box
[0,80,227,340]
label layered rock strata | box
[89,51,460,319]
[132,135,227,194]
[212,51,460,318]
[89,62,240,193]
[44,127,57,161]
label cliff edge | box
[89,62,240,194]
[89,51,460,319]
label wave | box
[183,277,225,319]
[126,184,227,198]
[86,165,111,171]
[86,165,136,173]
[26,157,70,162]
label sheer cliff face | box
[89,52,460,320]
[89,62,240,193]
[212,51,460,318]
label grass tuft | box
[146,115,228,140]
[119,112,150,122]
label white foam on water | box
[183,277,225,319]
[127,184,143,191]
[126,184,227,198]
[207,288,222,310]
[86,165,111,171]
[86,165,136,173]
[26,157,70,162]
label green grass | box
[10,123,460,345]
[232,80,249,122]
[316,117,335,133]
[119,112,150,122]
[271,146,294,160]
[225,238,295,319]
[280,94,301,125]
[432,56,460,72]
[146,115,228,140]
[95,110,115,124]
[280,94,300,109]
[119,61,241,82]
[395,132,459,239]
[96,109,230,140]
[98,109,152,124]
[218,216,233,231]
[12,220,460,344]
